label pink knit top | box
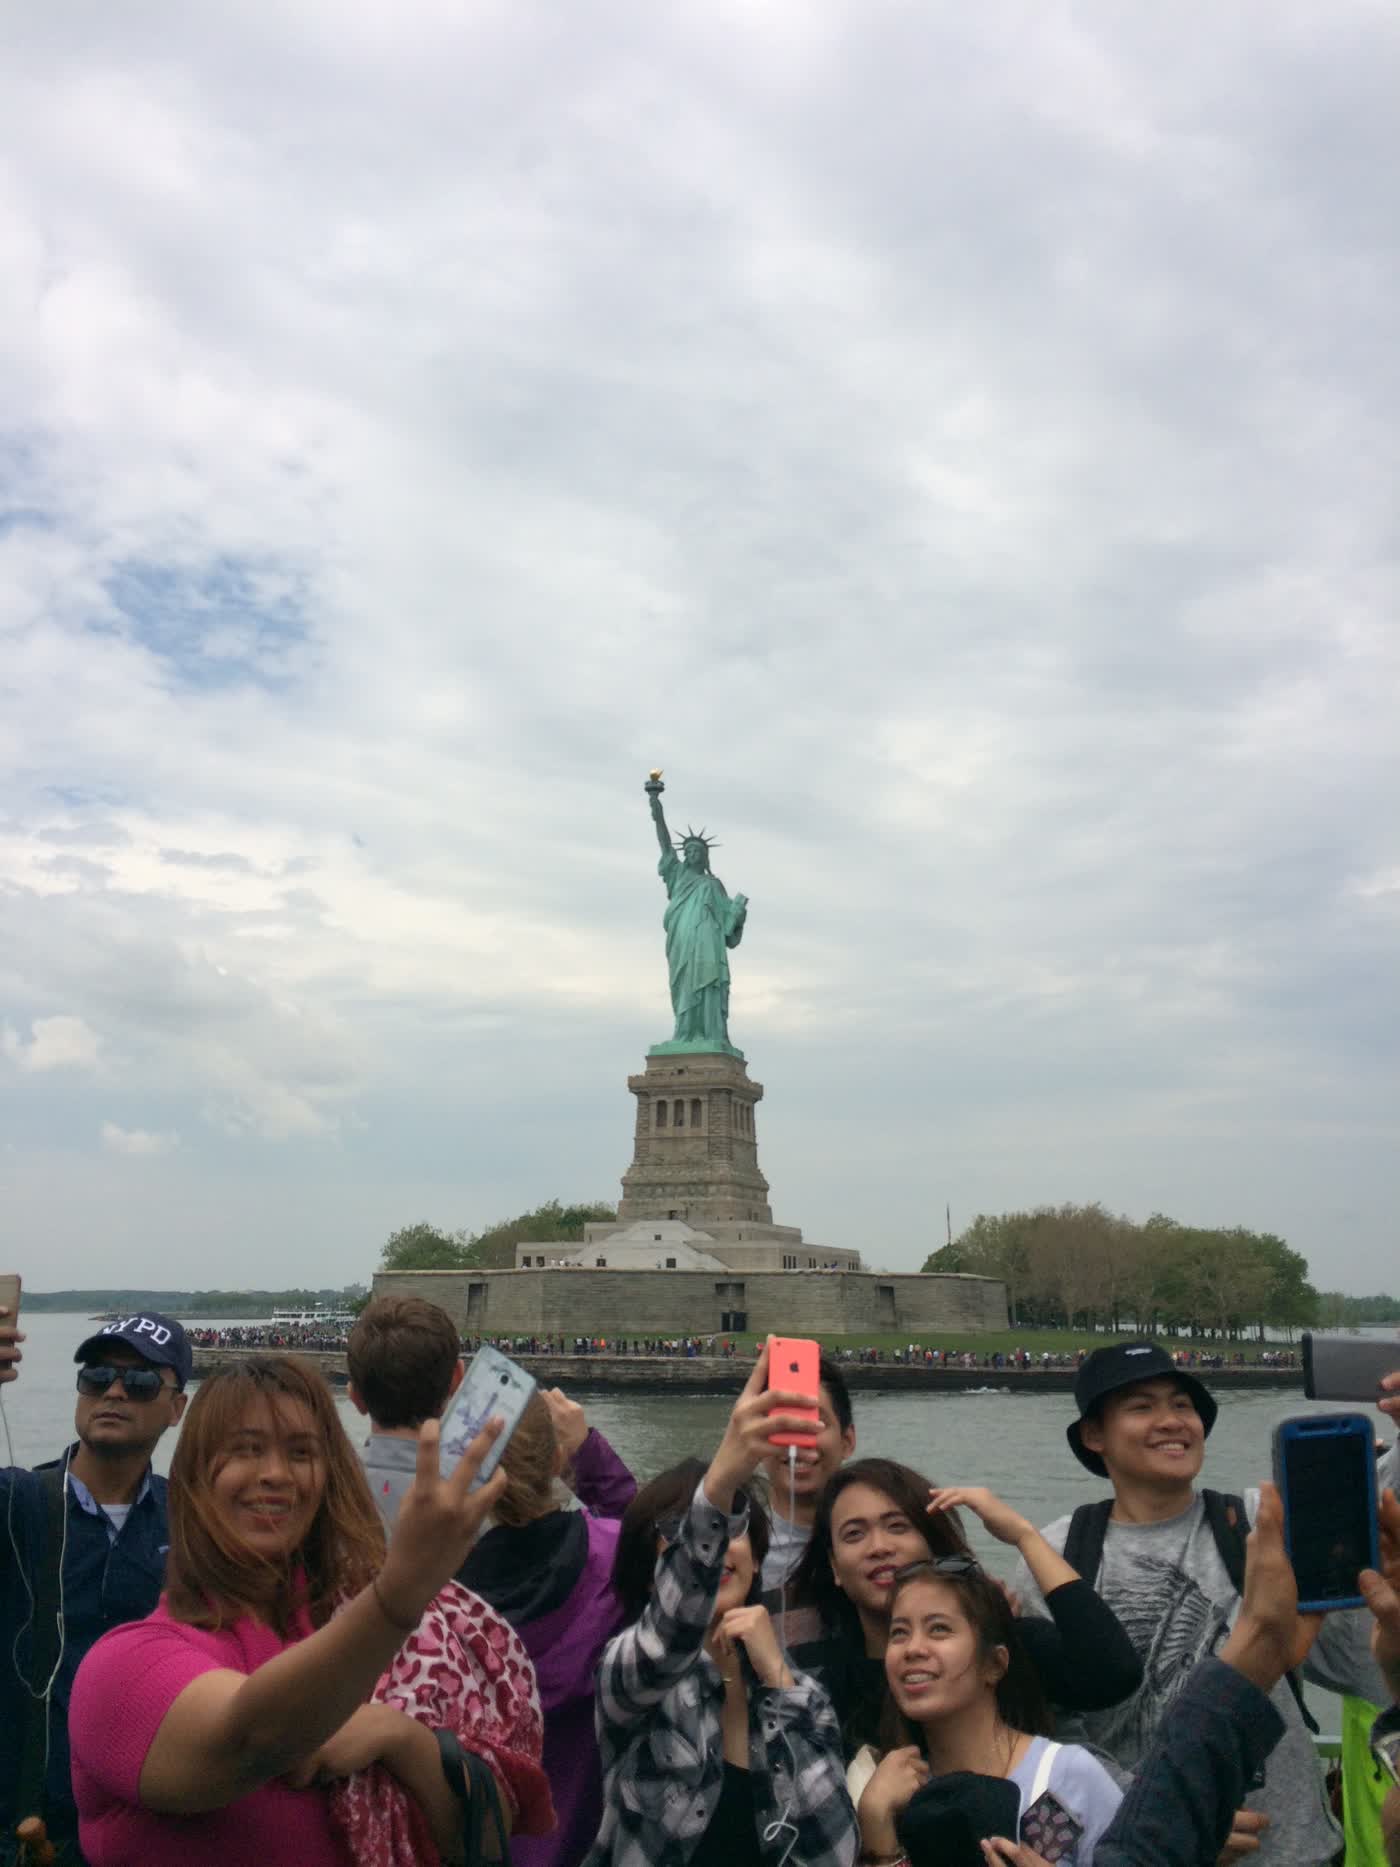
[69,1600,353,1867]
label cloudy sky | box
[2,1,1396,1296]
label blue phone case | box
[1271,1411,1379,1612]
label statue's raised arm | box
[641,771,746,1058]
[646,773,672,860]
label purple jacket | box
[461,1429,635,1867]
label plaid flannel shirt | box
[584,1481,857,1867]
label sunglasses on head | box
[77,1364,169,1402]
[893,1554,982,1585]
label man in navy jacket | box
[0,1305,189,1863]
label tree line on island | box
[922,1203,1383,1341]
[378,1201,619,1272]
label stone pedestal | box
[616,1051,773,1226]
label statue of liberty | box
[643,772,748,1057]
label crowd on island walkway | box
[186,1326,1303,1371]
[187,1323,354,1353]
[464,1335,1301,1370]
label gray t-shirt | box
[361,1432,419,1531]
[1011,1490,1385,1867]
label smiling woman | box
[162,1359,368,1635]
[65,1356,536,1867]
[853,1564,1123,1866]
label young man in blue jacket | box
[0,1306,189,1863]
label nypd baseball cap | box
[1067,1340,1217,1477]
[74,1312,193,1388]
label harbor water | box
[6,1310,1390,1735]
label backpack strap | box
[1202,1488,1319,1735]
[15,1466,70,1832]
[1200,1490,1248,1595]
[1027,1739,1061,1805]
[1062,1499,1114,1585]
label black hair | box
[789,1456,968,1624]
[818,1355,854,1435]
[883,1561,1051,1746]
[783,1458,969,1754]
[611,1457,771,1625]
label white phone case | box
[439,1345,537,1485]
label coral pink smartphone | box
[767,1337,821,1448]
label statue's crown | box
[674,825,720,850]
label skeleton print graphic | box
[1080,1550,1234,1767]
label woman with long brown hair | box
[854,1560,1121,1866]
[67,1356,517,1866]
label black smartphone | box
[1302,1331,1400,1403]
[1272,1412,1380,1611]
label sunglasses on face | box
[77,1364,169,1402]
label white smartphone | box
[438,1344,537,1486]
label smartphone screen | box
[767,1337,821,1448]
[439,1345,537,1486]
[1276,1414,1379,1609]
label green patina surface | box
[644,776,748,1057]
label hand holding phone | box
[438,1345,536,1486]
[1272,1412,1380,1611]
[766,1337,821,1449]
[0,1273,21,1386]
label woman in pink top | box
[69,1355,513,1867]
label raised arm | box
[596,1343,819,1729]
[595,1480,747,1729]
[131,1419,508,1814]
[542,1387,637,1516]
[649,790,672,860]
[927,1485,1142,1710]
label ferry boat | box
[268,1305,357,1328]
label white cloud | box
[0,0,1395,1288]
[1,1014,102,1072]
[100,1121,179,1157]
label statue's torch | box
[644,769,665,799]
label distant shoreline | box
[189,1345,1305,1396]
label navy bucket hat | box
[1067,1341,1217,1478]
